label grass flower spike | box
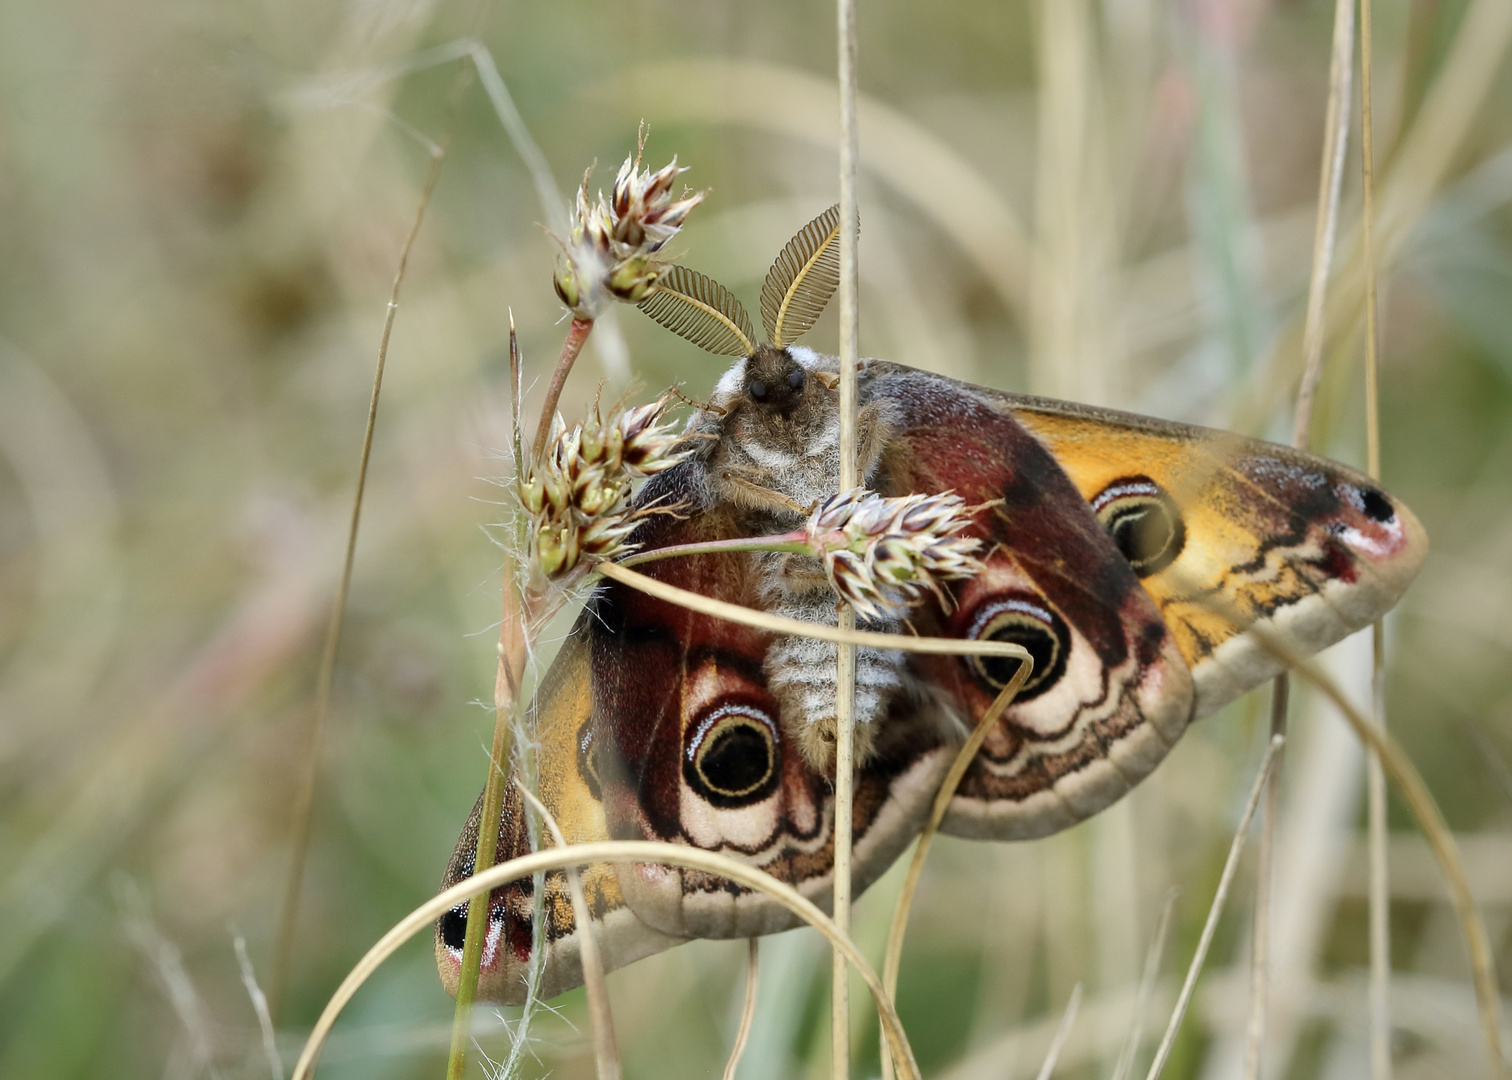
[552,133,706,317]
[521,394,687,578]
[805,489,984,620]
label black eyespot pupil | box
[787,368,806,391]
[1109,505,1173,568]
[702,724,769,794]
[749,380,768,400]
[1092,480,1185,578]
[982,623,1056,695]
[686,713,780,808]
[1360,487,1394,523]
[968,604,1070,704]
[439,904,470,949]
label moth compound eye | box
[966,596,1070,702]
[748,379,769,401]
[1091,477,1186,577]
[684,703,780,808]
[787,368,806,392]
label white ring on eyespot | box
[967,597,1056,642]
[1090,478,1164,514]
[685,703,779,763]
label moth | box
[436,206,1427,1003]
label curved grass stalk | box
[722,940,761,1080]
[1145,734,1286,1080]
[1290,0,1358,449]
[877,656,1034,1080]
[1359,2,1392,1075]
[1249,3,1357,1073]
[595,562,1028,665]
[288,841,923,1080]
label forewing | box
[999,393,1428,716]
[866,366,1196,840]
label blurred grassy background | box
[1,0,1510,1077]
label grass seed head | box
[552,140,706,319]
[805,488,984,619]
[520,394,688,578]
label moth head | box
[743,344,815,416]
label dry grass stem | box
[517,784,621,1080]
[1360,2,1392,1076]
[288,841,923,1080]
[530,318,595,466]
[269,106,455,1020]
[878,656,1033,1080]
[1144,733,1285,1080]
[1290,0,1358,447]
[833,0,861,1073]
[1246,2,1357,1070]
[233,934,284,1080]
[1244,676,1288,1080]
[722,940,761,1080]
[445,574,526,1080]
[1034,983,1083,1080]
[1112,892,1178,1080]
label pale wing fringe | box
[288,840,923,1080]
[761,203,843,347]
[639,265,757,357]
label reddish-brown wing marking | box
[590,463,951,939]
[863,365,1196,839]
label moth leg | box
[856,401,891,484]
[719,470,811,516]
[671,384,727,417]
